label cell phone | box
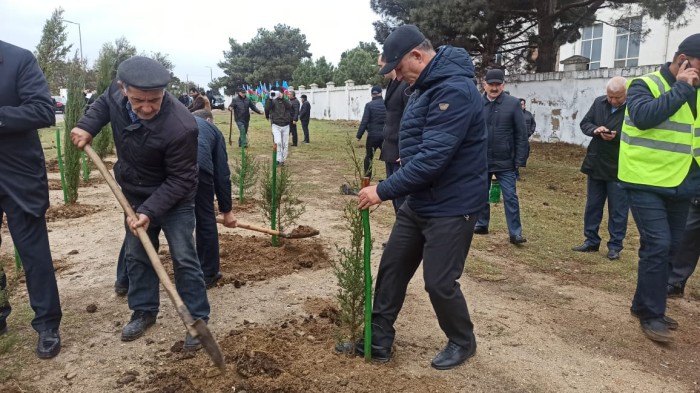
[602,130,613,134]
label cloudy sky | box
[0,0,380,89]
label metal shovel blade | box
[192,319,226,370]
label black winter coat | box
[265,97,292,126]
[523,109,536,137]
[0,41,56,216]
[229,95,261,123]
[380,79,410,163]
[299,101,311,121]
[482,93,528,171]
[77,81,199,220]
[290,97,300,122]
[579,95,625,181]
[357,96,386,140]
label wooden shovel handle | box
[83,145,198,335]
[215,217,282,236]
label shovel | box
[83,145,226,370]
[215,217,319,239]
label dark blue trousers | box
[582,177,629,251]
[668,198,700,288]
[385,161,405,214]
[195,172,220,281]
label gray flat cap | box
[117,56,171,90]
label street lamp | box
[204,66,213,82]
[62,19,83,66]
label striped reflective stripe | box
[647,74,667,95]
[695,148,700,156]
[621,132,692,154]
[624,116,693,133]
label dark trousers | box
[582,177,629,251]
[668,198,700,288]
[385,161,405,214]
[236,119,250,147]
[363,137,383,178]
[0,202,61,332]
[195,172,220,280]
[301,119,310,142]
[371,204,478,350]
[290,122,298,146]
[626,189,689,320]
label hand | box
[221,211,237,228]
[600,130,616,141]
[593,126,609,135]
[676,60,700,87]
[70,128,93,149]
[126,213,150,236]
[358,185,382,209]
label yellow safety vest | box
[619,71,700,187]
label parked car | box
[52,96,67,114]
[211,95,225,110]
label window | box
[581,23,603,70]
[614,17,642,68]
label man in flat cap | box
[71,56,211,350]
[474,68,528,245]
[0,40,63,359]
[353,24,487,370]
[356,85,386,178]
[618,33,700,343]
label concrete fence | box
[291,64,662,146]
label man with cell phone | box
[618,33,700,343]
[572,76,629,261]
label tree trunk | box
[535,0,558,72]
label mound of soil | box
[158,234,329,287]
[45,203,102,222]
[136,307,451,393]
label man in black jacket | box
[572,77,629,260]
[289,90,301,146]
[475,69,529,245]
[71,56,211,350]
[299,94,311,143]
[357,85,386,178]
[228,87,262,147]
[265,89,293,165]
[0,40,63,359]
[378,53,410,213]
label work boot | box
[572,243,599,252]
[640,318,674,343]
[205,272,223,289]
[36,328,61,359]
[335,340,392,363]
[667,284,685,298]
[183,332,202,352]
[630,309,678,330]
[509,235,527,245]
[114,282,128,297]
[473,226,488,235]
[121,311,157,342]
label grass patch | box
[466,255,505,282]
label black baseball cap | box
[485,69,505,84]
[378,25,426,75]
[371,85,382,94]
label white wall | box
[558,7,700,70]
[296,83,377,121]
[507,65,659,145]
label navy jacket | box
[0,41,56,216]
[357,96,386,140]
[522,109,536,137]
[483,92,528,171]
[290,97,300,122]
[195,117,232,214]
[77,81,199,219]
[579,95,625,181]
[380,79,410,163]
[376,45,488,217]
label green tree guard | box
[361,177,373,361]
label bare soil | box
[0,143,698,393]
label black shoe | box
[509,235,527,245]
[114,282,128,297]
[183,332,202,352]
[630,309,678,330]
[639,318,674,343]
[607,250,621,260]
[431,340,476,370]
[205,272,223,289]
[334,341,392,363]
[121,311,157,341]
[571,243,599,252]
[473,226,488,235]
[667,284,684,298]
[36,328,61,359]
[0,320,7,336]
